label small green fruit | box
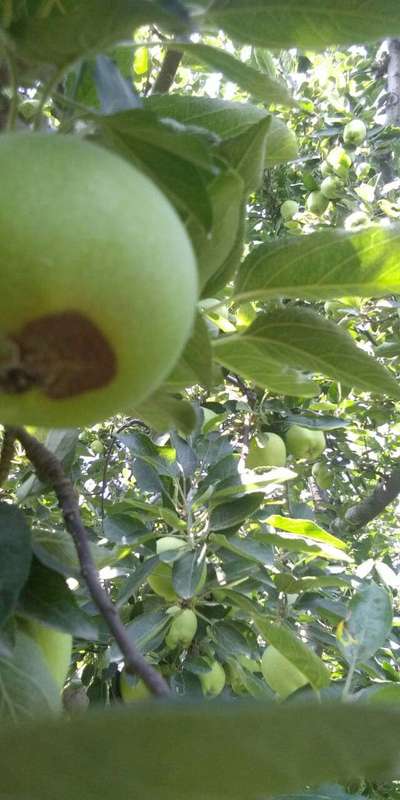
[165,608,197,649]
[148,562,178,602]
[0,133,197,427]
[343,119,367,146]
[120,670,152,702]
[326,146,352,178]
[306,191,329,215]
[91,439,104,454]
[320,176,344,200]
[199,660,226,696]
[312,462,333,489]
[246,433,286,469]
[280,200,299,221]
[285,425,326,461]
[261,646,308,699]
[22,619,72,690]
[355,161,371,180]
[320,160,333,178]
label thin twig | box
[11,426,170,698]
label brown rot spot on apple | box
[0,311,116,399]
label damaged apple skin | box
[0,133,197,427]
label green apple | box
[344,211,370,230]
[355,161,371,180]
[246,432,286,469]
[22,619,72,690]
[0,132,197,427]
[165,608,198,649]
[320,160,333,178]
[306,191,329,215]
[285,425,326,461]
[120,669,152,702]
[343,119,367,146]
[326,146,352,178]
[261,646,308,699]
[280,200,299,221]
[91,438,104,455]
[320,176,344,200]
[199,660,226,696]
[312,462,333,489]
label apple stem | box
[8,425,171,698]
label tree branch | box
[151,47,183,94]
[9,426,170,698]
[344,467,400,529]
[0,428,16,487]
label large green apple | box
[261,646,308,699]
[320,176,344,200]
[246,433,286,469]
[199,660,226,697]
[312,462,333,489]
[306,191,329,215]
[326,146,352,179]
[165,608,198,649]
[280,200,299,221]
[343,119,367,146]
[285,425,326,461]
[0,133,197,427]
[22,619,72,690]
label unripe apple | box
[22,619,72,690]
[165,608,197,649]
[285,425,326,461]
[320,176,344,200]
[306,191,329,215]
[343,119,367,146]
[326,146,352,179]
[0,133,197,427]
[199,660,226,696]
[120,669,152,702]
[280,200,299,221]
[312,462,333,489]
[91,438,104,455]
[261,646,308,699]
[344,211,370,230]
[320,160,333,178]
[355,161,371,180]
[246,432,286,469]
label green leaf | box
[110,610,169,659]
[256,621,330,691]
[214,307,400,400]
[33,528,120,578]
[18,559,98,639]
[274,574,350,594]
[205,0,400,49]
[172,548,206,599]
[173,42,294,106]
[217,534,274,565]
[187,168,245,291]
[337,582,393,665]
[0,629,61,721]
[202,200,246,297]
[219,116,271,193]
[146,95,298,166]
[11,0,184,68]
[166,312,213,389]
[235,227,400,302]
[267,516,347,551]
[209,493,265,531]
[131,391,197,435]
[0,503,32,626]
[3,703,400,798]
